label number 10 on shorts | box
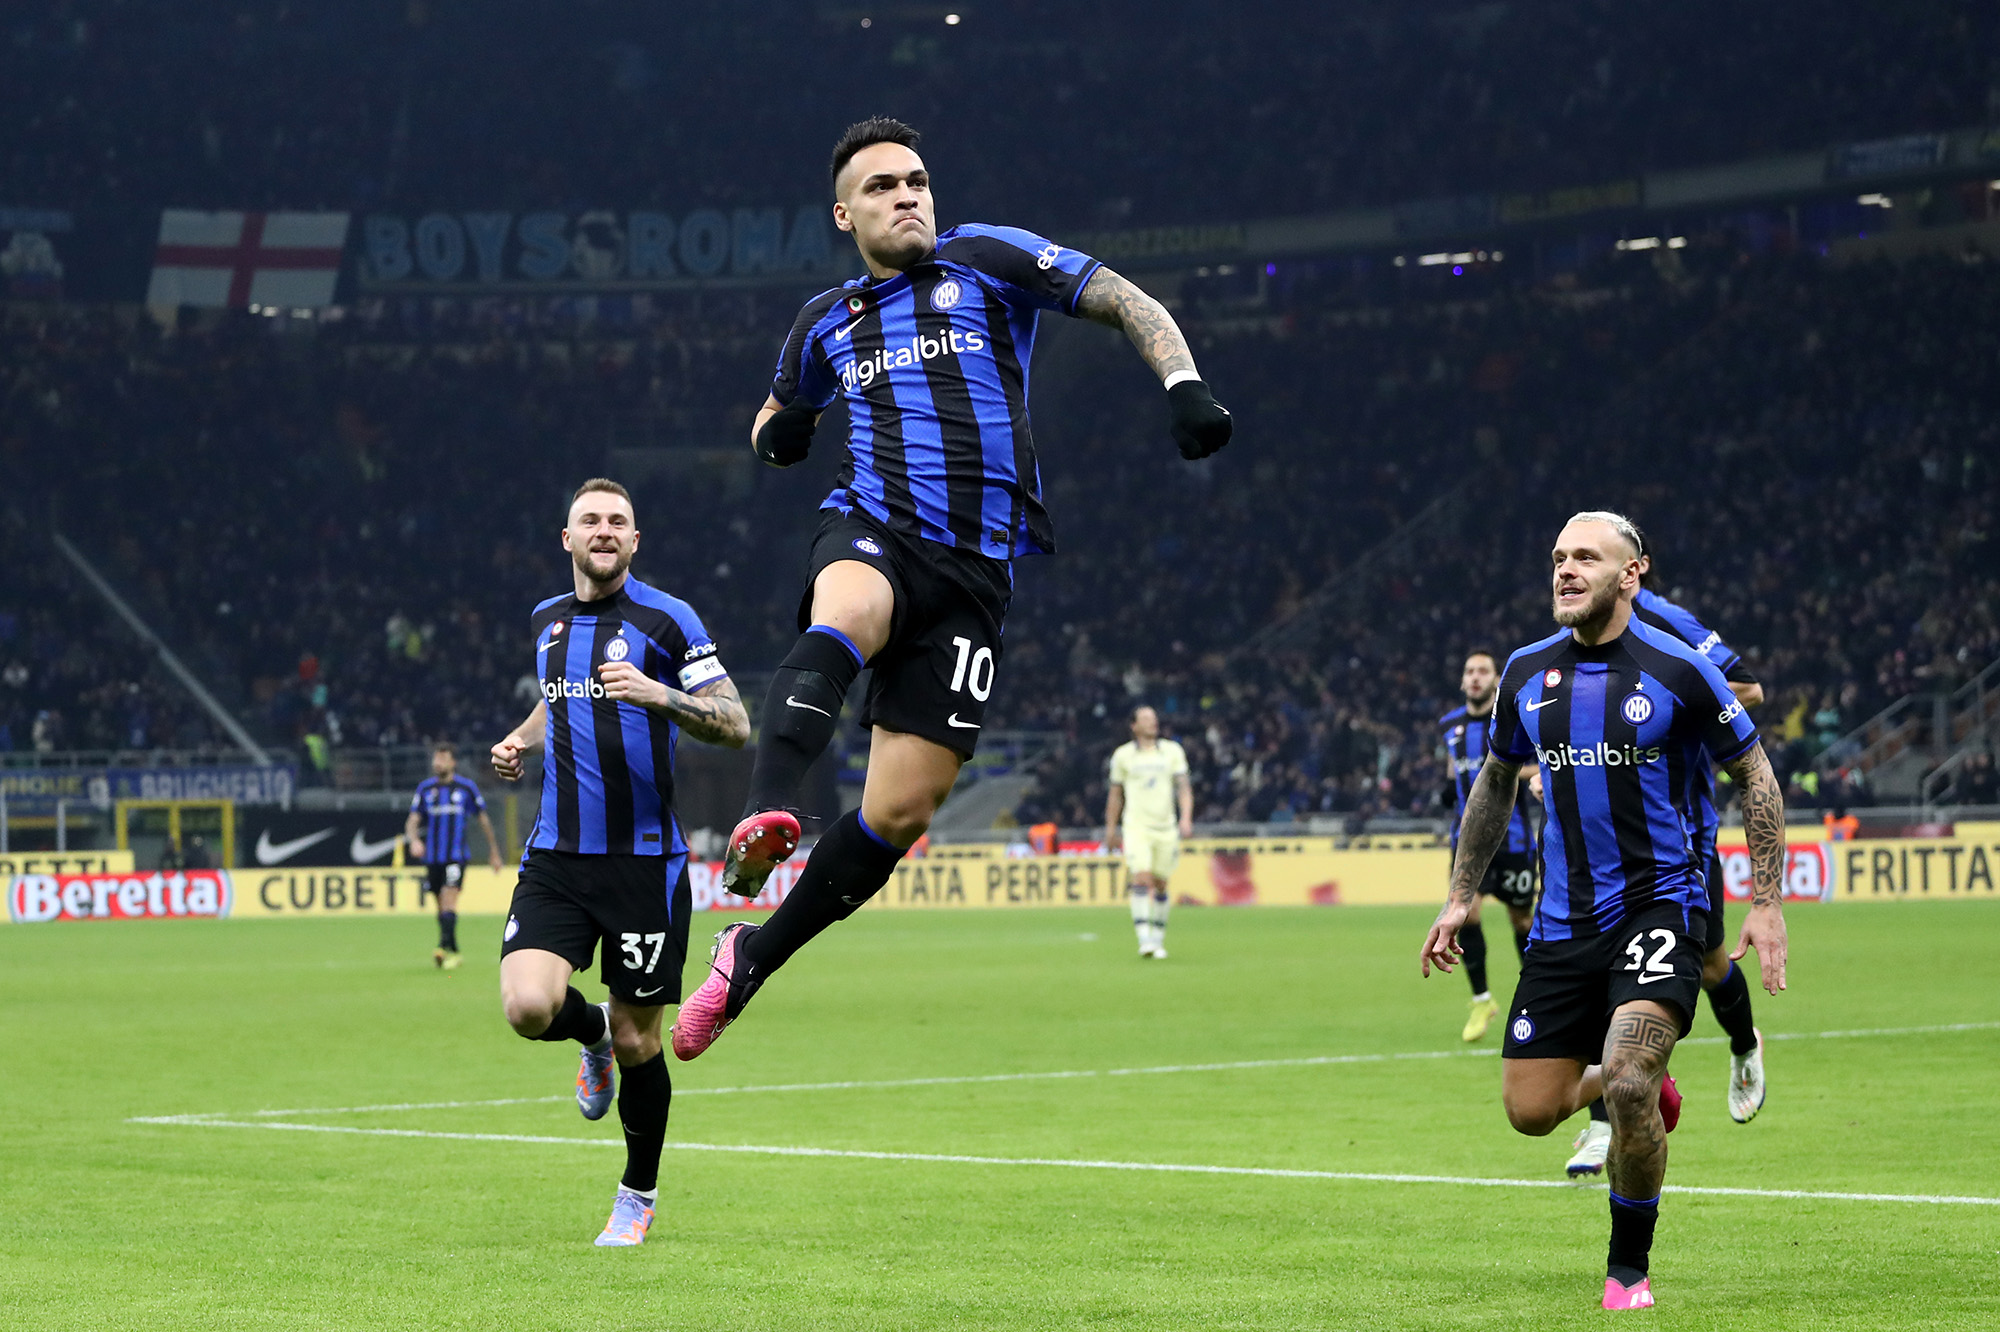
[620,932,667,973]
[948,636,994,700]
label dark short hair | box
[433,742,456,756]
[830,117,922,191]
[1463,649,1499,669]
[570,477,632,513]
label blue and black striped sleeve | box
[938,224,1102,315]
[1486,657,1536,764]
[771,288,845,409]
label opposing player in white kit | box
[1104,706,1192,958]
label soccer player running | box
[671,117,1231,1058]
[1549,530,1774,1174]
[488,480,749,1246]
[1421,511,1789,1311]
[404,742,504,969]
[1104,706,1192,959]
[1439,651,1538,1041]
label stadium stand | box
[3,2,1989,223]
[8,245,1996,825]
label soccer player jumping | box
[671,118,1231,1059]
[489,480,750,1245]
[1421,511,1789,1311]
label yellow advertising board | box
[1830,835,2000,901]
[233,866,515,918]
[0,850,135,878]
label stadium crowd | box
[4,1,1990,226]
[6,244,1997,822]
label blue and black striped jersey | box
[1632,587,1757,864]
[1488,619,1760,942]
[409,774,485,864]
[770,223,1103,561]
[1439,706,1535,856]
[526,578,728,858]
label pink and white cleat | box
[670,922,764,1061]
[1602,1277,1655,1310]
[721,810,800,898]
[1658,1072,1682,1133]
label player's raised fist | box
[598,660,666,707]
[755,399,819,467]
[1167,379,1232,460]
[491,735,527,782]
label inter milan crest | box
[1622,691,1655,725]
[930,277,964,311]
[605,636,630,663]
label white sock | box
[1150,894,1170,938]
[587,1002,614,1055]
[1130,891,1151,945]
[621,1185,658,1202]
[1472,991,1492,1004]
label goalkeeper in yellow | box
[1104,706,1193,959]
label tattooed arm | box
[597,664,751,749]
[1074,267,1199,384]
[1420,753,1522,975]
[1720,740,1788,993]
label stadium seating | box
[3,2,1987,222]
[8,247,1996,822]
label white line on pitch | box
[158,1019,1999,1121]
[121,1117,2000,1209]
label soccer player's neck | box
[1569,598,1634,648]
[573,571,629,603]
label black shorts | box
[1479,852,1537,909]
[1501,901,1707,1062]
[799,509,1013,757]
[1704,851,1726,954]
[500,849,692,1005]
[424,861,466,898]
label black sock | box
[1512,928,1529,960]
[530,986,607,1045]
[1589,1097,1609,1123]
[741,809,906,973]
[438,910,458,952]
[1460,922,1489,995]
[1707,959,1759,1056]
[744,627,865,817]
[617,1052,672,1192]
[1606,1191,1660,1283]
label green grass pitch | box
[2,901,1995,1330]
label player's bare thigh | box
[606,997,665,1065]
[1502,1056,1596,1136]
[860,726,964,847]
[809,559,895,662]
[500,947,574,1034]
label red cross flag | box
[145,210,351,309]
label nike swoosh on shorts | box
[947,714,980,729]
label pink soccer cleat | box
[722,810,801,897]
[670,922,764,1061]
[1659,1072,1682,1134]
[1602,1277,1655,1310]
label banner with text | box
[1830,834,2000,901]
[355,206,845,293]
[0,764,294,816]
[8,870,234,923]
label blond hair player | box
[1104,706,1192,958]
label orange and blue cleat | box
[594,1186,654,1247]
[576,1003,615,1121]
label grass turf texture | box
[1,902,1994,1331]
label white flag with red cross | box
[146,210,351,309]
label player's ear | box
[561,527,572,551]
[832,200,854,234]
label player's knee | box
[1601,1062,1658,1122]
[867,796,938,847]
[611,1025,661,1065]
[1502,1094,1563,1138]
[1699,947,1730,988]
[501,988,561,1038]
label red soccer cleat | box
[670,922,763,1061]
[1602,1277,1655,1310]
[722,810,801,898]
[1658,1072,1682,1133]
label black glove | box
[1167,379,1232,460]
[755,400,818,467]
